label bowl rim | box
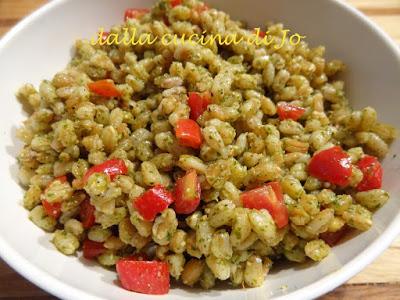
[0,0,400,299]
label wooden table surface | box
[0,0,399,299]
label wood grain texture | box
[0,0,399,299]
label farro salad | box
[16,0,396,295]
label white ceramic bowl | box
[0,0,399,299]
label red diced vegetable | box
[42,200,62,219]
[79,198,96,229]
[55,175,68,183]
[170,0,182,7]
[320,226,349,246]
[174,169,201,214]
[241,182,288,228]
[88,80,121,98]
[116,260,169,295]
[134,185,174,221]
[187,92,211,120]
[254,29,266,38]
[41,176,68,219]
[356,155,383,191]
[82,159,128,184]
[266,181,283,202]
[308,146,352,187]
[175,119,202,149]
[124,8,150,21]
[83,240,106,259]
[277,103,306,121]
[163,16,170,26]
[101,31,109,42]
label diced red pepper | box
[42,200,62,219]
[116,260,169,295]
[79,198,96,229]
[241,182,288,228]
[320,226,349,247]
[88,80,121,98]
[174,169,201,214]
[101,31,109,42]
[134,185,174,221]
[266,181,283,202]
[277,103,306,121]
[124,8,150,21]
[175,119,202,149]
[41,176,68,219]
[55,175,68,183]
[308,146,352,187]
[356,155,383,192]
[254,29,266,38]
[82,159,128,184]
[163,16,170,26]
[83,240,106,259]
[187,92,211,120]
[170,0,182,7]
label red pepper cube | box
[134,185,174,221]
[320,226,350,247]
[88,80,121,98]
[175,119,202,149]
[174,169,201,214]
[169,0,182,8]
[356,155,383,191]
[277,102,306,121]
[116,260,169,295]
[124,8,150,21]
[82,159,128,184]
[79,198,96,229]
[241,182,288,228]
[188,92,211,120]
[42,200,62,219]
[41,176,68,219]
[82,240,106,259]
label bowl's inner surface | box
[0,0,399,299]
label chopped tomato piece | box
[308,146,352,187]
[170,0,182,7]
[83,240,106,259]
[79,198,96,229]
[277,103,306,121]
[134,185,174,221]
[356,155,383,191]
[187,92,211,120]
[174,169,201,214]
[88,79,121,98]
[116,260,169,295]
[241,183,288,228]
[175,119,202,149]
[42,200,62,219]
[82,159,128,184]
[124,8,150,21]
[320,226,349,246]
